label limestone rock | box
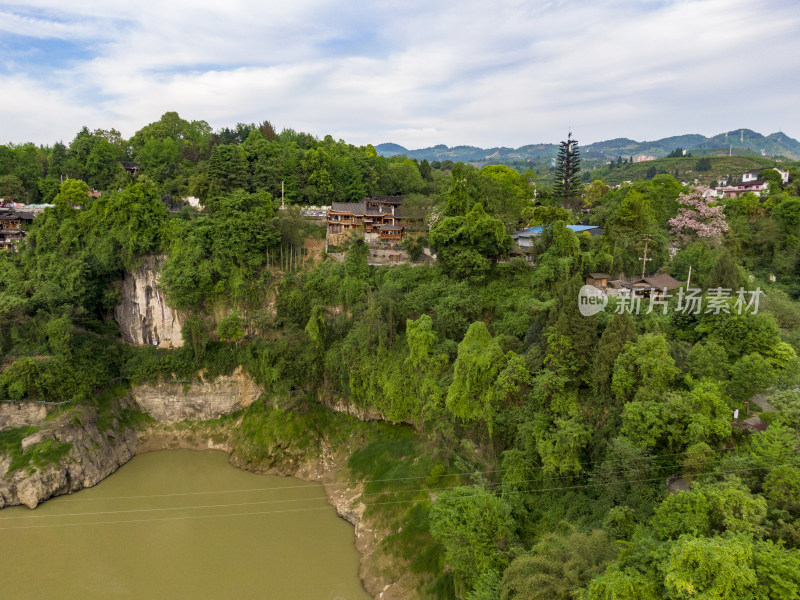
[20,430,54,453]
[317,393,386,422]
[131,367,262,422]
[114,255,183,348]
[0,403,137,509]
[0,402,48,431]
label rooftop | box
[624,273,682,290]
[513,224,603,239]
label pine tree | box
[207,145,225,197]
[227,146,249,191]
[553,132,582,209]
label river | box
[0,450,370,599]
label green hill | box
[375,129,800,167]
[590,155,782,186]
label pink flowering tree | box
[668,186,729,246]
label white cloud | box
[0,0,798,147]
[0,75,105,145]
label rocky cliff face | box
[115,255,183,348]
[317,392,386,422]
[0,403,137,509]
[0,402,48,431]
[130,367,262,422]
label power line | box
[51,447,734,504]
[0,460,673,523]
[0,461,790,531]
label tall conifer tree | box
[554,132,582,209]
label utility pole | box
[281,181,285,210]
[639,236,652,279]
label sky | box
[1,0,798,149]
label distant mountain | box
[374,142,409,156]
[375,130,800,164]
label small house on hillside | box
[743,168,789,184]
[512,224,603,247]
[586,272,682,299]
[621,273,682,299]
[120,161,140,176]
[717,180,769,198]
[511,224,603,261]
[586,272,611,289]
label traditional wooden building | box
[378,224,404,242]
[326,195,406,247]
[0,206,34,250]
[586,272,611,289]
[620,273,682,299]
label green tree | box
[85,138,123,189]
[753,539,800,599]
[729,353,774,402]
[592,313,638,400]
[429,487,515,591]
[651,478,766,540]
[446,321,506,435]
[403,314,448,423]
[501,529,615,600]
[764,465,800,514]
[553,132,582,209]
[217,311,245,344]
[583,180,609,208]
[663,535,758,599]
[760,168,784,191]
[418,158,433,181]
[586,568,659,600]
[54,178,90,206]
[0,174,25,200]
[429,203,512,278]
[304,305,325,349]
[181,316,210,365]
[695,157,712,171]
[707,249,741,289]
[686,340,729,381]
[612,334,677,404]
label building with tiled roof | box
[327,196,406,247]
[0,205,35,250]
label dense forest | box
[3,112,800,599]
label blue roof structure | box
[513,224,603,239]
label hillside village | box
[1,146,794,290]
[4,115,800,600]
[6,0,800,597]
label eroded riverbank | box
[0,401,409,600]
[0,450,370,600]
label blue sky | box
[0,0,798,148]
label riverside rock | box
[130,367,262,422]
[0,403,137,509]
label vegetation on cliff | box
[3,113,800,598]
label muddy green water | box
[0,450,370,600]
